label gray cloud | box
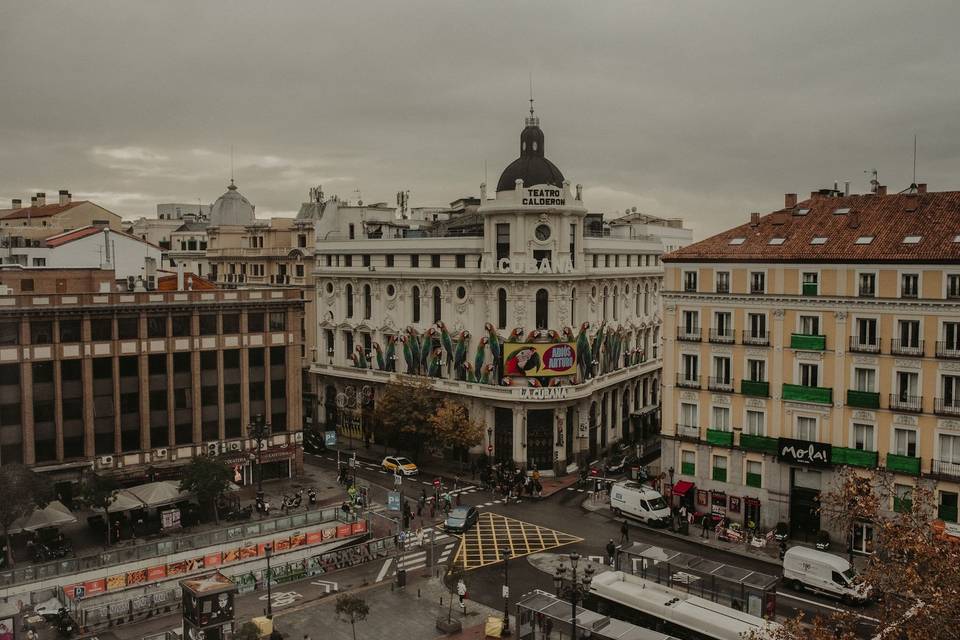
[2,1,959,237]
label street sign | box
[394,473,402,487]
[387,491,401,511]
[324,430,337,446]
[502,585,509,599]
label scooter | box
[56,607,76,638]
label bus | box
[586,571,782,640]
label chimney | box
[810,191,819,200]
[30,197,37,207]
[176,262,185,291]
[848,211,860,228]
[905,192,918,212]
[917,183,927,194]
[11,199,20,210]
[58,190,71,205]
[750,212,760,226]
[35,192,46,206]
[844,181,850,196]
[876,185,887,197]
[784,193,797,209]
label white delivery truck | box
[782,546,870,604]
[609,481,672,527]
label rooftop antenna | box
[913,134,917,185]
[529,72,534,116]
[526,73,539,127]
[864,168,879,194]
[230,145,234,186]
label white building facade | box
[309,111,691,474]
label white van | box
[782,546,870,604]
[609,481,671,527]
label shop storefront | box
[526,409,554,471]
[218,446,296,487]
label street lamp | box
[553,553,595,640]
[250,414,272,504]
[501,551,512,636]
[264,542,274,619]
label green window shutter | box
[745,472,762,488]
[739,434,779,455]
[740,380,770,397]
[846,390,880,409]
[681,461,696,476]
[939,505,959,523]
[790,334,826,350]
[886,454,921,475]
[802,282,818,296]
[782,383,832,404]
[832,447,878,468]
[893,497,912,514]
[706,429,734,447]
[712,467,727,482]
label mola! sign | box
[777,437,831,467]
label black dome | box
[496,118,565,192]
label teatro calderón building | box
[309,107,691,475]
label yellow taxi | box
[381,456,419,476]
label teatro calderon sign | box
[522,187,566,206]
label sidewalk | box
[581,494,870,571]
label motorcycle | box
[56,607,76,638]
[281,489,303,511]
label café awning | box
[672,480,695,497]
[9,500,77,534]
[126,481,190,508]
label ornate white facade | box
[309,111,691,474]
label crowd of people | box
[478,462,543,501]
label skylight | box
[833,207,851,215]
[855,236,874,245]
[794,208,810,216]
[902,235,922,244]
[768,238,785,245]
[811,237,828,245]
[954,235,960,243]
[728,237,745,245]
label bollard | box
[418,588,421,599]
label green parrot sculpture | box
[437,321,455,370]
[453,330,470,380]
[474,336,488,376]
[385,334,397,372]
[400,335,414,373]
[575,321,591,380]
[373,342,385,371]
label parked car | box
[605,453,640,476]
[444,506,479,533]
[382,456,419,476]
[609,481,671,527]
[782,546,871,604]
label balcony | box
[848,335,881,354]
[706,429,734,447]
[739,433,779,455]
[936,341,960,359]
[740,380,769,397]
[677,326,701,342]
[890,339,924,357]
[708,329,735,344]
[885,453,921,475]
[846,389,880,409]
[931,459,960,481]
[790,333,826,350]
[782,383,833,405]
[935,398,960,417]
[676,424,700,440]
[741,330,770,346]
[802,282,818,296]
[708,377,735,393]
[858,285,876,298]
[676,374,701,389]
[831,447,878,469]
[889,394,923,413]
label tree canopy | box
[370,377,440,460]
[429,398,485,451]
[0,464,53,567]
[179,455,232,524]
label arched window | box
[363,284,371,320]
[497,289,507,329]
[345,284,354,318]
[602,286,609,321]
[432,287,442,323]
[535,289,549,329]
[412,286,421,323]
[612,286,619,321]
[635,282,642,315]
[643,283,650,316]
[570,288,576,325]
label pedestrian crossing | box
[375,541,460,581]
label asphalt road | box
[306,451,881,637]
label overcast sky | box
[2,1,959,239]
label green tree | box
[232,622,261,640]
[335,593,370,640]
[0,464,53,568]
[370,378,439,461]
[179,456,232,524]
[79,473,120,547]
[428,398,485,463]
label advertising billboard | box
[502,342,576,377]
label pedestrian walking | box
[779,540,787,560]
[701,514,709,539]
[620,519,630,545]
[606,539,617,567]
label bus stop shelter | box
[515,589,680,640]
[617,543,778,619]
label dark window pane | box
[269,312,286,331]
[61,359,82,381]
[59,319,81,342]
[117,316,139,340]
[201,351,217,370]
[147,316,167,338]
[118,355,138,377]
[223,349,240,369]
[93,357,112,379]
[199,314,218,336]
[249,348,265,367]
[90,318,113,341]
[247,313,265,332]
[270,348,285,366]
[31,321,53,344]
[171,315,191,337]
[0,363,20,385]
[32,361,54,384]
[0,322,19,345]
[222,314,240,334]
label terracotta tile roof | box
[155,272,217,291]
[664,190,960,263]
[0,201,86,220]
[43,225,102,247]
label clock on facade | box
[534,224,551,241]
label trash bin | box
[679,519,689,535]
[397,569,406,587]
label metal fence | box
[0,507,342,589]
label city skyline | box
[3,1,960,239]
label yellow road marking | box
[447,512,583,572]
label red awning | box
[672,481,695,497]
